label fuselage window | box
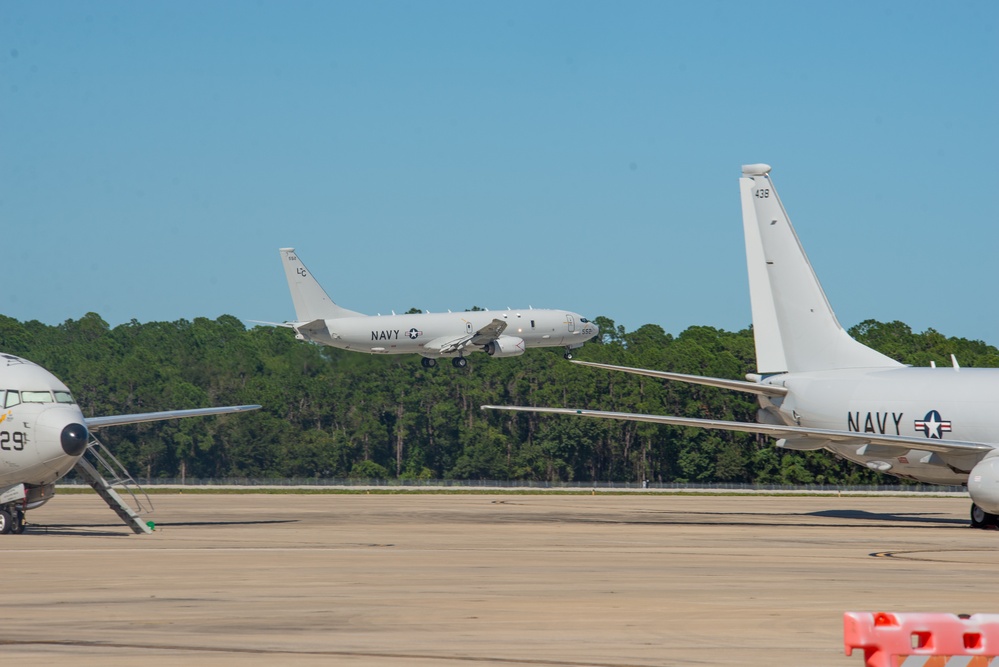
[22,391,54,403]
[54,391,75,404]
[5,391,20,408]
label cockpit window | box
[22,391,54,404]
[580,318,589,323]
[54,391,75,404]
[5,391,20,408]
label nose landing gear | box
[0,506,25,535]
[971,503,998,529]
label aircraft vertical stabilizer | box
[739,165,900,373]
[740,167,787,375]
[280,248,364,322]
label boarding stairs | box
[73,438,155,534]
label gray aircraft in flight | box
[276,248,598,368]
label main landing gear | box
[420,356,467,369]
[971,503,998,529]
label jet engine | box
[484,336,526,358]
[967,451,999,515]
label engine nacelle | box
[968,452,999,514]
[484,336,526,358]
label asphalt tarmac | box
[0,492,995,666]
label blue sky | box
[2,2,997,344]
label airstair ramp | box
[845,611,999,666]
[73,438,155,535]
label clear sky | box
[2,2,997,344]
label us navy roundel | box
[914,410,952,439]
[407,328,422,340]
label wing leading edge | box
[570,360,788,397]
[85,404,262,430]
[480,405,994,456]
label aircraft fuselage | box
[0,357,90,509]
[759,366,999,484]
[303,309,596,357]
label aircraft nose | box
[60,422,89,456]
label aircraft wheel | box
[12,510,24,534]
[421,357,437,368]
[564,351,573,360]
[0,510,11,535]
[452,357,468,369]
[971,503,997,529]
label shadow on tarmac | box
[20,518,297,537]
[486,509,971,530]
[809,509,967,526]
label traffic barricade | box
[844,611,999,666]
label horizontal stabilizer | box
[294,318,331,340]
[247,320,296,329]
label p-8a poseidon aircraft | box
[0,353,259,534]
[486,164,999,529]
[276,248,598,368]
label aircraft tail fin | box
[739,165,901,374]
[280,248,364,322]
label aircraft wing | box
[430,318,508,354]
[570,360,788,397]
[480,405,995,455]
[470,318,508,344]
[85,405,262,430]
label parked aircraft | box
[485,164,999,529]
[276,248,598,368]
[0,353,259,534]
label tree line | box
[1,312,995,484]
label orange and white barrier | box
[844,612,999,666]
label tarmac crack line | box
[870,548,996,563]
